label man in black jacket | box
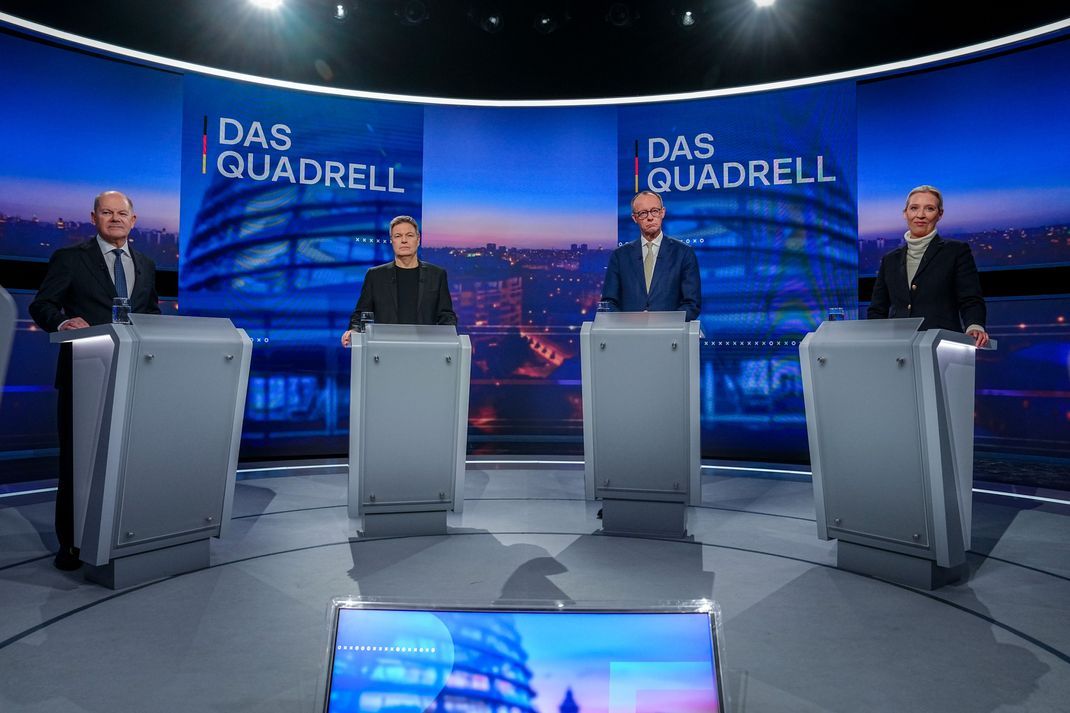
[867,185,988,348]
[340,215,457,346]
[29,190,161,570]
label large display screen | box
[857,38,1070,275]
[325,606,723,713]
[2,20,1068,475]
[0,32,181,268]
[624,84,856,462]
[174,74,855,461]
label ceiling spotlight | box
[333,3,349,22]
[754,0,776,7]
[605,2,636,28]
[533,12,558,35]
[467,3,505,34]
[396,0,429,26]
[481,13,504,34]
[674,8,697,28]
[249,0,284,9]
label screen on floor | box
[324,606,724,713]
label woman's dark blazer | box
[867,235,985,332]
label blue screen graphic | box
[2,24,1068,474]
[327,608,721,713]
[0,31,181,268]
[174,79,857,461]
[620,83,858,461]
[857,38,1070,275]
[177,76,424,457]
[422,105,618,450]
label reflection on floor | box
[1,460,1068,713]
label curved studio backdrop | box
[0,16,1068,473]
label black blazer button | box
[907,304,912,310]
[911,284,917,291]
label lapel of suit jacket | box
[630,238,649,295]
[889,244,908,293]
[384,263,400,321]
[416,261,427,317]
[129,248,151,304]
[80,238,117,299]
[913,235,944,282]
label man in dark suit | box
[29,190,160,570]
[867,185,988,348]
[340,215,457,346]
[600,191,702,321]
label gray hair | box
[93,191,134,212]
[904,185,943,212]
[389,215,420,234]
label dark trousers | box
[55,346,74,551]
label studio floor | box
[1,460,1069,713]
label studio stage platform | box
[1,460,1068,713]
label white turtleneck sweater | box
[904,228,936,286]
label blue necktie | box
[111,248,129,299]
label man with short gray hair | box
[340,215,457,347]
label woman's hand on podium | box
[966,327,989,348]
[341,330,352,347]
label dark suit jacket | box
[29,237,161,332]
[867,235,985,332]
[351,261,458,326]
[600,235,701,321]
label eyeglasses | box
[633,207,663,220]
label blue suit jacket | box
[601,235,701,320]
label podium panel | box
[0,286,14,406]
[800,318,984,589]
[590,327,690,497]
[349,324,471,537]
[803,330,931,549]
[581,312,701,538]
[53,314,252,588]
[117,316,249,547]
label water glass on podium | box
[112,297,131,324]
[351,311,375,333]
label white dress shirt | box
[98,234,136,296]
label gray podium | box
[0,286,14,405]
[348,324,471,538]
[580,312,701,538]
[800,318,990,589]
[52,314,252,588]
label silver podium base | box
[600,499,688,539]
[837,540,968,590]
[359,510,447,539]
[83,538,211,590]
